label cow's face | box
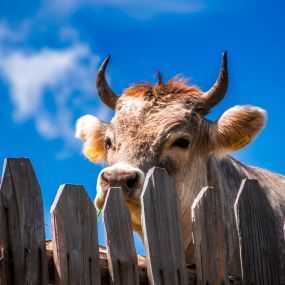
[75,54,266,236]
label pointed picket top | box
[0,158,48,285]
[51,184,100,285]
[103,187,139,285]
[141,167,187,285]
[191,186,229,285]
[234,178,281,284]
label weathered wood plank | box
[47,243,197,285]
[0,158,48,285]
[141,167,187,285]
[283,221,285,242]
[51,184,100,285]
[103,187,139,285]
[46,241,241,285]
[234,179,281,284]
[191,186,229,285]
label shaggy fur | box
[118,78,209,115]
[76,77,285,278]
[75,115,107,162]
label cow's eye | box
[171,137,190,149]
[105,137,112,150]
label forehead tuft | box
[116,76,210,115]
[123,77,201,98]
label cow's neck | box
[176,155,209,253]
[177,154,246,264]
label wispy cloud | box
[0,20,31,42]
[41,0,204,18]
[0,22,110,158]
[39,0,252,19]
[0,45,91,120]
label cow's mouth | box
[95,190,141,209]
[95,191,143,236]
[95,163,145,238]
[125,198,142,234]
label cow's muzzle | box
[95,163,145,210]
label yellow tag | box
[231,135,250,151]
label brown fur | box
[76,75,284,278]
[118,77,210,115]
[123,78,200,98]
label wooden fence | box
[0,158,284,284]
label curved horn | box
[96,55,119,110]
[202,51,228,109]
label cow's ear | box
[75,115,107,162]
[212,106,266,155]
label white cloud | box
[36,115,59,139]
[40,0,252,19]
[0,24,111,157]
[41,0,204,18]
[0,45,90,120]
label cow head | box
[75,53,266,240]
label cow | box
[75,52,285,276]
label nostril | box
[101,169,141,190]
[125,173,139,189]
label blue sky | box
[0,0,284,255]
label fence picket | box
[234,179,281,284]
[1,156,283,285]
[191,186,229,285]
[141,167,187,285]
[0,158,48,285]
[103,187,139,285]
[51,184,100,285]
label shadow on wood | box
[0,158,48,285]
[234,179,281,284]
[103,187,139,285]
[192,186,229,285]
[51,184,100,285]
[141,167,188,285]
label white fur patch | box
[119,97,144,112]
[75,114,102,141]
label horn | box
[202,51,228,109]
[96,55,119,110]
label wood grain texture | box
[103,187,139,285]
[46,243,155,285]
[141,167,187,285]
[0,158,48,285]
[45,241,241,285]
[234,179,281,285]
[51,184,100,285]
[191,186,229,285]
